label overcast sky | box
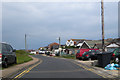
[2,2,118,49]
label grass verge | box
[2,50,33,69]
[16,50,33,64]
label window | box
[107,48,115,52]
[6,45,13,52]
[2,44,8,53]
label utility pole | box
[58,37,61,56]
[25,34,27,51]
[59,37,61,48]
[101,0,105,52]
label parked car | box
[49,51,55,56]
[0,42,17,68]
[112,48,120,62]
[30,51,36,54]
[45,51,50,55]
[39,50,45,54]
[76,49,99,60]
[81,50,101,60]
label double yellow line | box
[12,59,43,80]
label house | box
[61,45,66,48]
[66,40,70,46]
[77,41,91,49]
[66,39,86,47]
[106,42,120,52]
[66,39,90,49]
[38,47,45,50]
[48,42,59,51]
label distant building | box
[77,41,90,49]
[38,47,45,50]
[66,40,70,46]
[66,39,86,47]
[48,42,59,51]
[66,39,90,49]
[106,42,120,52]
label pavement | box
[75,60,119,78]
[1,55,39,78]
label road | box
[12,55,105,79]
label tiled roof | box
[67,40,70,42]
[49,42,59,46]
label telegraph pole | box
[101,0,105,52]
[25,34,27,51]
[59,37,61,48]
[58,37,61,56]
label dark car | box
[0,42,17,68]
[81,50,101,60]
[112,48,120,62]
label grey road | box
[13,55,104,78]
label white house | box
[106,42,120,52]
[66,39,77,47]
[69,39,76,46]
[77,41,91,49]
[66,39,90,48]
[66,40,70,46]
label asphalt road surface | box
[12,55,104,79]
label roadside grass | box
[0,67,2,70]
[2,50,33,69]
[29,54,35,55]
[16,50,33,64]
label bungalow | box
[48,42,59,51]
[77,41,91,49]
[106,42,120,52]
[66,39,90,49]
[66,39,86,46]
[66,40,70,46]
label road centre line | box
[28,69,87,73]
[12,59,43,80]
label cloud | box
[2,2,118,49]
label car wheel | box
[88,58,91,61]
[3,61,8,68]
[83,58,87,61]
[14,58,17,64]
[78,58,82,60]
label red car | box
[76,49,99,60]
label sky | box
[2,2,118,49]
